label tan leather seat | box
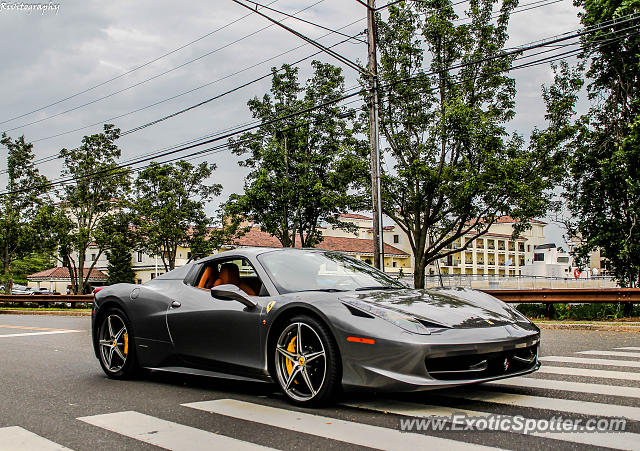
[213,263,257,296]
[197,265,217,289]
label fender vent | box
[343,304,375,319]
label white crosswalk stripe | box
[617,347,640,351]
[578,350,640,358]
[345,399,638,450]
[183,399,502,450]
[78,411,272,451]
[0,426,71,451]
[540,355,640,368]
[486,376,640,398]
[443,389,640,421]
[538,365,640,381]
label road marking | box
[0,330,82,338]
[538,365,640,381]
[577,350,640,358]
[0,325,70,331]
[540,356,640,368]
[78,411,271,451]
[444,390,640,421]
[617,347,640,351]
[486,377,640,398]
[345,400,637,450]
[0,426,71,451]
[183,399,501,450]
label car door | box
[166,258,265,377]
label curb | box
[535,322,640,332]
[0,309,91,317]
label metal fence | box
[395,274,619,290]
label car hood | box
[339,287,522,329]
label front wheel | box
[96,308,140,379]
[274,315,340,405]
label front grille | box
[425,344,538,381]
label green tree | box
[131,161,227,271]
[9,253,56,286]
[374,2,563,288]
[58,124,130,294]
[534,0,640,288]
[566,0,640,288]
[228,61,368,247]
[103,213,136,285]
[0,134,49,293]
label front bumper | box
[339,323,540,392]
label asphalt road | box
[0,314,638,451]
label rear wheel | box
[274,315,340,405]
[96,308,140,379]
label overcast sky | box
[0,0,583,245]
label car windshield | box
[257,249,405,294]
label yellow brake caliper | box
[285,336,296,380]
[123,333,129,355]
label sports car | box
[91,247,540,405]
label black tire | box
[95,308,141,379]
[273,314,341,406]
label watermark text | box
[0,2,61,15]
[399,414,627,434]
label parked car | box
[12,284,34,295]
[35,287,59,295]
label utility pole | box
[367,0,385,271]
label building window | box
[527,245,531,252]
[393,234,399,244]
[392,261,397,267]
[137,279,142,284]
[187,252,192,260]
[91,253,96,261]
[534,253,545,262]
[151,273,155,279]
[137,252,143,263]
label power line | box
[240,0,367,44]
[1,0,325,134]
[5,27,365,173]
[1,86,365,196]
[231,0,365,74]
[454,0,565,23]
[0,0,281,127]
[27,97,367,200]
[120,33,364,136]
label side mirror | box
[211,284,257,309]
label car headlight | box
[341,298,431,335]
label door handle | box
[171,300,181,308]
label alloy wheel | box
[275,322,327,402]
[98,314,129,373]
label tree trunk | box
[3,243,12,294]
[413,262,426,289]
[77,252,86,295]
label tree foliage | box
[57,124,130,294]
[375,1,563,288]
[103,212,137,285]
[131,161,227,271]
[228,61,368,247]
[536,0,640,287]
[0,134,49,292]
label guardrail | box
[482,288,640,318]
[0,295,93,309]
